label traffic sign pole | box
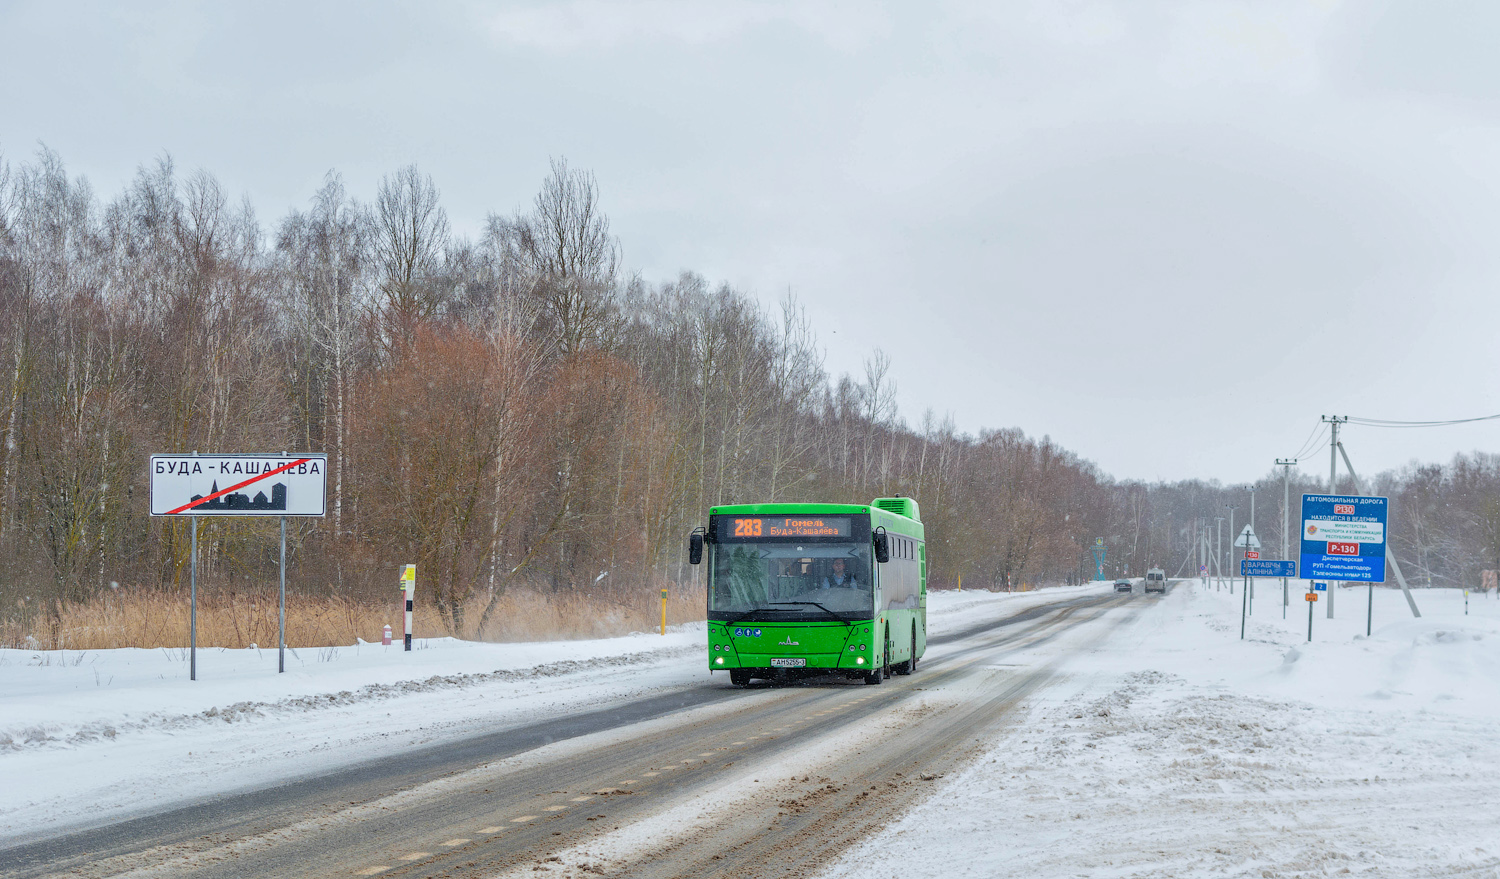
[279,515,287,674]
[190,512,197,682]
[152,451,327,679]
[1240,573,1248,640]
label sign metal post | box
[279,515,287,673]
[190,512,197,682]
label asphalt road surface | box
[2,588,1152,879]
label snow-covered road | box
[0,585,1098,847]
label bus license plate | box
[770,658,805,668]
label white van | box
[1144,568,1166,594]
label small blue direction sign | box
[1300,494,1388,583]
[1313,582,1327,591]
[1240,559,1296,578]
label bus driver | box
[821,558,859,589]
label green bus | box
[689,497,926,686]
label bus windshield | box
[709,542,874,622]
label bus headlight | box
[716,656,725,664]
[856,657,865,665]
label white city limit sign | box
[150,454,327,517]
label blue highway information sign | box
[1240,559,1296,578]
[1300,494,1388,583]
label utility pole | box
[1248,489,1255,611]
[1323,416,1346,618]
[1276,458,1297,620]
[1215,517,1225,591]
[1201,522,1211,583]
[1203,519,1210,583]
[1225,505,1237,594]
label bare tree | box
[517,157,620,358]
[278,171,372,537]
[373,165,449,347]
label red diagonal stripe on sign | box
[166,458,312,515]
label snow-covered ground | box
[0,585,1087,844]
[18,578,1487,876]
[819,580,1500,878]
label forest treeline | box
[1,147,1496,641]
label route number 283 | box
[732,518,763,537]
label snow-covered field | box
[0,585,1085,844]
[819,580,1500,878]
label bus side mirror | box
[873,529,890,564]
[689,531,704,565]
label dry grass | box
[0,586,707,650]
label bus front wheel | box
[730,669,752,687]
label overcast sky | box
[4,0,1498,486]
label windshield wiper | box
[723,606,797,626]
[768,601,858,625]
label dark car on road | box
[1114,578,1133,593]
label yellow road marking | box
[543,806,567,812]
[478,826,505,833]
[511,816,538,823]
[698,752,715,757]
[731,741,745,745]
[440,838,470,846]
[570,796,594,802]
[620,779,638,784]
[356,868,390,876]
[642,771,660,777]
[398,853,430,861]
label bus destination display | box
[726,516,851,538]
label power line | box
[1347,413,1500,429]
[1290,422,1328,461]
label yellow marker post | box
[399,564,416,651]
[956,573,962,592]
[660,588,668,635]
